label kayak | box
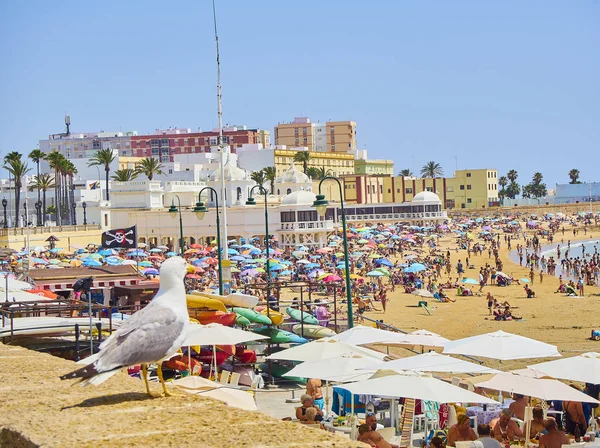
[195,350,229,366]
[253,326,308,344]
[258,362,306,384]
[236,348,257,363]
[260,308,284,326]
[285,307,319,325]
[186,294,227,312]
[163,355,202,372]
[235,314,252,326]
[190,311,236,327]
[292,324,336,339]
[190,291,258,308]
[233,307,272,325]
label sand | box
[0,344,362,448]
[362,223,600,371]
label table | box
[322,422,353,436]
[466,406,501,425]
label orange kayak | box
[189,311,236,326]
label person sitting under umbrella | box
[538,418,568,448]
[447,413,478,447]
[490,409,523,442]
[295,394,324,422]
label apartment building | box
[274,117,356,153]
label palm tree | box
[63,160,77,224]
[46,151,64,225]
[305,167,321,180]
[293,151,311,174]
[506,169,518,183]
[28,149,46,222]
[398,169,413,177]
[3,151,21,226]
[112,168,139,182]
[135,157,164,181]
[250,170,266,187]
[30,173,54,225]
[88,148,116,200]
[498,176,508,189]
[420,161,444,178]
[568,169,580,184]
[262,166,277,194]
[3,154,30,227]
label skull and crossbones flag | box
[101,225,137,248]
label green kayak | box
[285,307,319,325]
[233,307,272,325]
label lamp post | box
[71,202,77,225]
[82,202,87,225]
[167,195,185,255]
[313,176,354,328]
[35,201,41,227]
[193,187,223,295]
[246,185,270,301]
[2,199,7,228]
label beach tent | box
[266,338,387,362]
[443,330,561,361]
[528,352,600,384]
[362,351,500,375]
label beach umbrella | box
[364,352,500,374]
[49,248,64,254]
[82,259,102,267]
[376,330,450,349]
[461,278,478,285]
[165,252,178,257]
[184,323,268,346]
[70,259,82,267]
[128,249,147,257]
[173,376,258,411]
[149,248,163,253]
[138,261,153,267]
[306,262,320,269]
[404,263,426,273]
[339,372,498,404]
[292,251,307,258]
[0,275,33,290]
[443,330,561,361]
[521,278,530,283]
[227,248,239,255]
[88,253,103,259]
[230,255,245,262]
[375,267,390,276]
[476,372,600,404]
[528,352,600,384]
[266,338,387,362]
[411,289,433,298]
[323,274,342,282]
[366,270,384,277]
[331,326,415,346]
[404,255,418,260]
[143,268,159,275]
[121,260,136,265]
[31,245,47,253]
[241,269,258,277]
[376,259,394,267]
[30,257,48,265]
[98,249,116,257]
[284,354,375,383]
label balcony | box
[280,220,334,231]
[345,211,447,221]
[0,224,101,237]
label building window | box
[466,173,471,177]
[467,198,472,203]
[236,187,242,201]
[461,203,466,209]
[281,211,295,222]
[379,185,383,193]
[467,185,472,190]
[104,214,108,226]
[405,188,413,194]
[460,185,465,190]
[426,187,433,192]
[446,186,454,192]
[388,189,391,193]
[331,145,335,150]
[396,188,400,193]
[286,188,292,194]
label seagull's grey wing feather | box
[96,305,185,372]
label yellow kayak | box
[260,308,284,326]
[186,294,227,312]
[189,291,258,308]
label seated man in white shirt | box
[474,424,502,448]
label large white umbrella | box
[183,323,268,346]
[283,354,375,382]
[412,289,434,298]
[476,372,600,403]
[339,371,498,404]
[172,376,258,411]
[377,329,450,348]
[363,352,500,374]
[442,330,561,361]
[330,325,413,346]
[0,275,33,291]
[528,352,600,384]
[266,338,387,362]
[2,290,54,303]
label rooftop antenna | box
[213,0,228,263]
[65,114,71,136]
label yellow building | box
[274,149,354,178]
[117,156,145,170]
[354,159,395,176]
[382,169,498,209]
[274,117,356,153]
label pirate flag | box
[101,225,137,249]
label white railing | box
[280,220,334,231]
[345,211,446,221]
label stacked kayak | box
[186,294,227,312]
[292,324,336,339]
[286,307,319,325]
[190,311,236,326]
[258,362,306,384]
[253,326,307,344]
[233,307,272,325]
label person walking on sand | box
[529,267,535,285]
[539,270,544,284]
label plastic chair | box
[511,417,524,428]
[229,372,241,386]
[562,443,586,448]
[378,427,396,442]
[219,370,231,384]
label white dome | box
[412,191,441,202]
[276,162,310,184]
[281,190,317,206]
[209,160,247,181]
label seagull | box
[60,256,195,396]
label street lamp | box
[2,199,7,228]
[167,195,185,255]
[82,202,87,225]
[35,201,41,227]
[193,187,223,295]
[313,176,354,328]
[71,202,77,225]
[246,185,271,300]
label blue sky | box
[1,0,598,187]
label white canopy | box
[283,354,376,382]
[528,352,600,385]
[173,376,258,411]
[377,329,450,348]
[330,325,412,346]
[2,290,54,303]
[442,330,561,361]
[340,372,498,404]
[364,352,500,374]
[266,338,387,362]
[0,275,34,291]
[476,372,600,403]
[183,323,268,346]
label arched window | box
[237,187,242,200]
[287,188,292,195]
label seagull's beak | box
[186,264,196,274]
